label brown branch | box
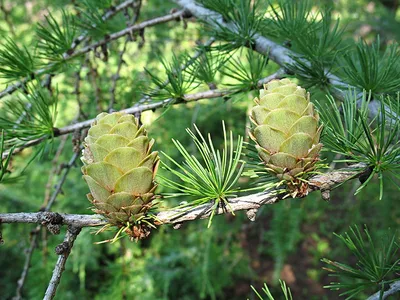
[44,151,81,211]
[14,228,39,300]
[174,0,346,90]
[11,150,81,299]
[0,163,369,227]
[108,37,130,111]
[133,37,216,108]
[43,136,68,206]
[0,0,15,36]
[0,8,185,99]
[70,0,139,52]
[2,88,231,159]
[1,61,277,160]
[43,226,81,300]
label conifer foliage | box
[0,0,399,299]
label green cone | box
[250,79,322,195]
[81,112,159,239]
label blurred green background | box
[0,0,399,299]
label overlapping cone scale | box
[81,112,159,237]
[250,79,322,195]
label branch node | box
[55,241,69,255]
[182,8,193,18]
[321,189,331,202]
[173,223,182,230]
[38,212,64,234]
[246,209,258,222]
[46,224,61,235]
[39,212,63,226]
[67,225,82,236]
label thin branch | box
[43,226,81,300]
[0,9,185,99]
[70,0,139,52]
[108,37,130,111]
[256,68,286,87]
[0,212,107,227]
[134,37,216,107]
[2,88,230,158]
[45,150,81,211]
[107,1,142,111]
[13,228,39,300]
[173,0,346,91]
[43,136,68,206]
[11,150,81,299]
[367,281,400,300]
[0,0,15,36]
[0,163,369,227]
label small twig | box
[108,37,130,111]
[73,63,87,119]
[0,9,186,99]
[256,68,286,87]
[43,226,82,300]
[0,69,322,159]
[87,57,103,112]
[0,0,15,36]
[11,150,81,299]
[2,88,230,158]
[13,227,39,300]
[43,136,68,206]
[107,1,140,112]
[41,135,68,263]
[367,280,400,300]
[133,37,216,108]
[45,150,81,211]
[69,0,139,51]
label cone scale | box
[249,79,322,196]
[81,112,159,240]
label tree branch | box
[0,163,369,227]
[1,88,231,159]
[367,281,400,300]
[2,68,285,160]
[43,226,81,300]
[11,150,81,299]
[70,0,139,52]
[0,8,185,99]
[173,0,347,91]
[13,228,39,300]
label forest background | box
[0,0,399,299]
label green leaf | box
[249,280,293,300]
[200,0,266,51]
[0,84,58,149]
[36,10,77,64]
[268,0,317,41]
[316,90,400,199]
[322,226,400,299]
[158,121,244,227]
[144,53,199,101]
[221,48,269,91]
[0,38,37,82]
[339,38,400,95]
